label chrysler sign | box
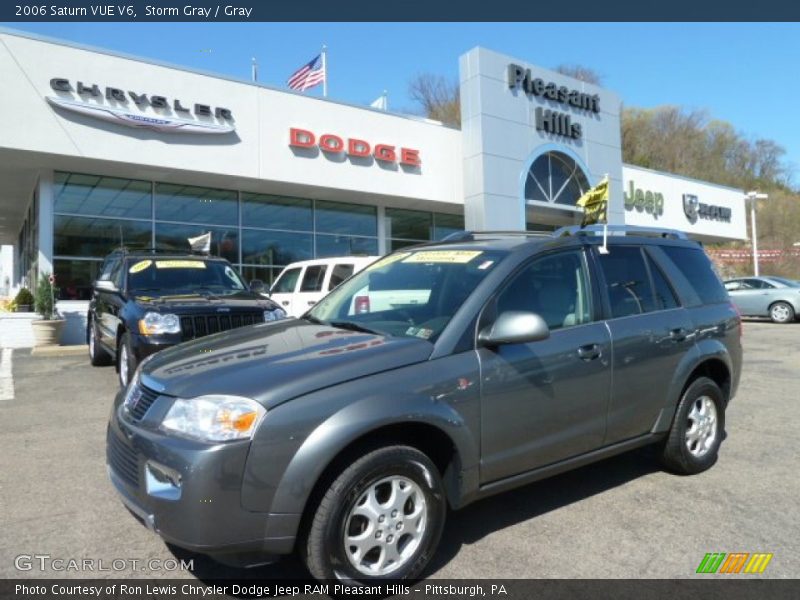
[47,78,235,134]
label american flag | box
[287,54,325,92]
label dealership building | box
[0,28,747,317]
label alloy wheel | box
[685,395,718,457]
[343,475,428,577]
[771,303,791,323]
[119,344,129,387]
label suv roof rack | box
[440,230,553,243]
[552,224,689,240]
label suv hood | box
[133,290,277,311]
[139,319,433,408]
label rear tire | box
[769,301,795,324]
[117,333,137,388]
[88,320,112,366]
[302,445,446,583]
[660,377,725,475]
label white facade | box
[0,27,747,306]
[621,165,746,243]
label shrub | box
[13,287,34,309]
[34,273,59,320]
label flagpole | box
[383,89,388,111]
[251,57,258,82]
[321,44,328,98]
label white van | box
[270,256,380,317]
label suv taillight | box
[354,295,370,314]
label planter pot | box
[16,304,32,312]
[31,319,66,346]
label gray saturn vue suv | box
[106,225,742,582]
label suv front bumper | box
[106,396,300,563]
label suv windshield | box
[126,258,247,294]
[309,248,506,342]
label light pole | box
[745,191,768,276]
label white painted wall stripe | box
[0,348,14,401]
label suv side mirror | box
[94,280,119,293]
[478,311,550,346]
[249,279,266,294]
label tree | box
[408,73,460,126]
[554,64,604,85]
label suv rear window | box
[329,264,355,290]
[661,246,728,304]
[597,246,658,318]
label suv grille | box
[180,312,263,341]
[107,430,139,488]
[124,383,159,422]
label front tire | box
[303,446,446,583]
[769,301,795,324]
[88,320,112,366]
[660,377,725,474]
[117,332,137,388]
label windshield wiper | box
[329,320,384,335]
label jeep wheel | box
[660,376,725,474]
[117,333,137,388]
[303,446,446,583]
[88,320,112,366]
[769,301,795,324]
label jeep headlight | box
[264,308,287,322]
[161,395,265,442]
[138,312,181,335]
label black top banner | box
[2,0,800,21]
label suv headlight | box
[264,308,287,322]
[139,312,181,335]
[161,395,265,442]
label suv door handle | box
[669,328,689,342]
[577,344,601,360]
[307,300,316,306]
[281,301,290,306]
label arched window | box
[525,151,591,207]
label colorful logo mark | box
[696,552,773,574]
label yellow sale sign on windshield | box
[128,260,152,273]
[403,250,482,264]
[155,260,206,269]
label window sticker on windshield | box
[416,328,433,339]
[367,253,410,271]
[403,250,483,264]
[477,260,495,270]
[155,260,207,270]
[224,266,243,287]
[405,326,420,337]
[128,260,152,274]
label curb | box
[30,345,88,357]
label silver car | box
[724,276,800,323]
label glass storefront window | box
[241,229,312,265]
[316,234,379,258]
[390,239,422,252]
[315,200,377,236]
[239,265,284,287]
[433,213,465,240]
[155,183,238,226]
[385,208,433,241]
[54,172,152,220]
[241,194,312,231]
[155,223,239,263]
[54,259,102,300]
[54,215,152,258]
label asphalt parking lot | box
[0,321,797,580]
